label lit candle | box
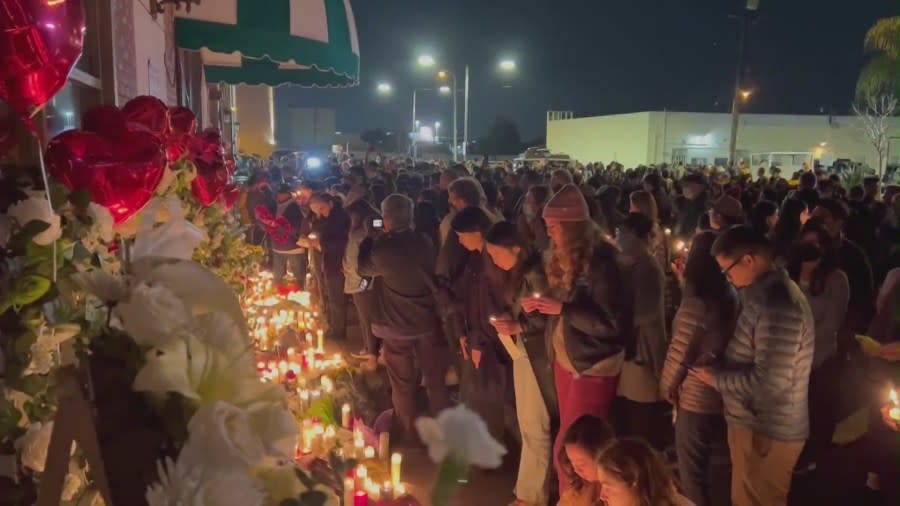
[317,329,324,352]
[890,389,900,421]
[664,227,672,236]
[356,464,368,488]
[343,477,355,506]
[354,436,365,459]
[324,425,336,447]
[395,483,407,496]
[532,291,541,299]
[305,333,313,346]
[342,403,352,428]
[364,446,375,459]
[378,432,390,461]
[381,482,393,501]
[299,389,310,410]
[390,453,402,488]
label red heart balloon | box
[169,106,196,136]
[45,129,166,224]
[189,128,231,206]
[82,105,126,139]
[121,95,169,140]
[221,184,239,210]
[0,0,85,132]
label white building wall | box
[549,111,900,168]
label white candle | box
[317,329,324,352]
[378,432,390,461]
[363,446,375,459]
[341,403,352,428]
[390,453,402,488]
[343,477,355,506]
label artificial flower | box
[193,312,253,364]
[132,334,283,408]
[72,270,127,302]
[87,203,115,243]
[114,281,193,348]
[6,196,62,246]
[245,402,298,461]
[15,421,54,472]
[145,455,266,506]
[182,401,267,471]
[23,323,80,375]
[415,405,506,468]
[132,199,204,262]
[254,465,306,504]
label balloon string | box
[36,145,58,283]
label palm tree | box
[856,17,900,100]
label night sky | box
[277,0,898,140]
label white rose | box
[183,401,266,471]
[246,402,298,461]
[415,404,506,469]
[88,203,115,243]
[114,281,193,348]
[15,421,54,472]
[6,197,62,246]
[193,312,252,364]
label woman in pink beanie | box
[521,184,633,496]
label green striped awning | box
[175,0,360,87]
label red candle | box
[353,490,369,506]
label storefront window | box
[45,81,102,138]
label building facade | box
[547,111,900,170]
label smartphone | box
[372,218,383,229]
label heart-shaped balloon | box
[165,106,196,162]
[82,105,126,139]
[0,0,85,132]
[189,128,230,206]
[120,95,169,140]
[45,130,166,224]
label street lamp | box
[439,85,451,94]
[418,54,435,67]
[434,122,441,144]
[376,82,393,94]
[740,89,752,100]
[499,59,517,71]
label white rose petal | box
[415,405,506,469]
[193,312,252,363]
[72,270,127,302]
[88,203,115,243]
[146,455,265,506]
[246,402,298,461]
[115,281,194,348]
[183,401,266,471]
[7,197,62,246]
[15,421,54,472]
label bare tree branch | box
[853,94,898,176]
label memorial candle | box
[353,491,368,506]
[341,403,352,428]
[378,432,390,460]
[390,453,402,488]
[890,389,900,421]
[343,478,355,506]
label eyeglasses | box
[721,256,744,277]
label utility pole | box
[463,65,470,161]
[727,0,758,168]
[411,89,417,160]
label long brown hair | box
[629,190,659,223]
[595,438,681,506]
[557,415,615,492]
[546,220,607,292]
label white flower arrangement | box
[6,196,62,246]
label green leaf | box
[48,182,69,210]
[0,398,22,439]
[7,220,51,253]
[68,189,93,211]
[303,399,336,426]
[0,275,51,313]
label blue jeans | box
[675,410,732,506]
[273,252,307,288]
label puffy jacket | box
[713,269,814,441]
[660,294,737,414]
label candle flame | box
[891,389,898,404]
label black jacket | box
[312,207,350,276]
[358,229,439,338]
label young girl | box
[557,415,616,506]
[595,438,692,506]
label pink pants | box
[553,361,619,494]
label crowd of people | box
[239,156,900,506]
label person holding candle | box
[660,231,737,506]
[485,220,557,506]
[343,195,382,366]
[309,192,351,342]
[522,184,632,496]
[694,226,814,506]
[358,193,452,441]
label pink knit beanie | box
[542,184,590,222]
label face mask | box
[795,243,822,263]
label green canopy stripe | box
[204,58,356,87]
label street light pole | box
[452,72,458,162]
[463,65,470,161]
[412,89,417,160]
[728,2,757,167]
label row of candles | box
[243,271,410,504]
